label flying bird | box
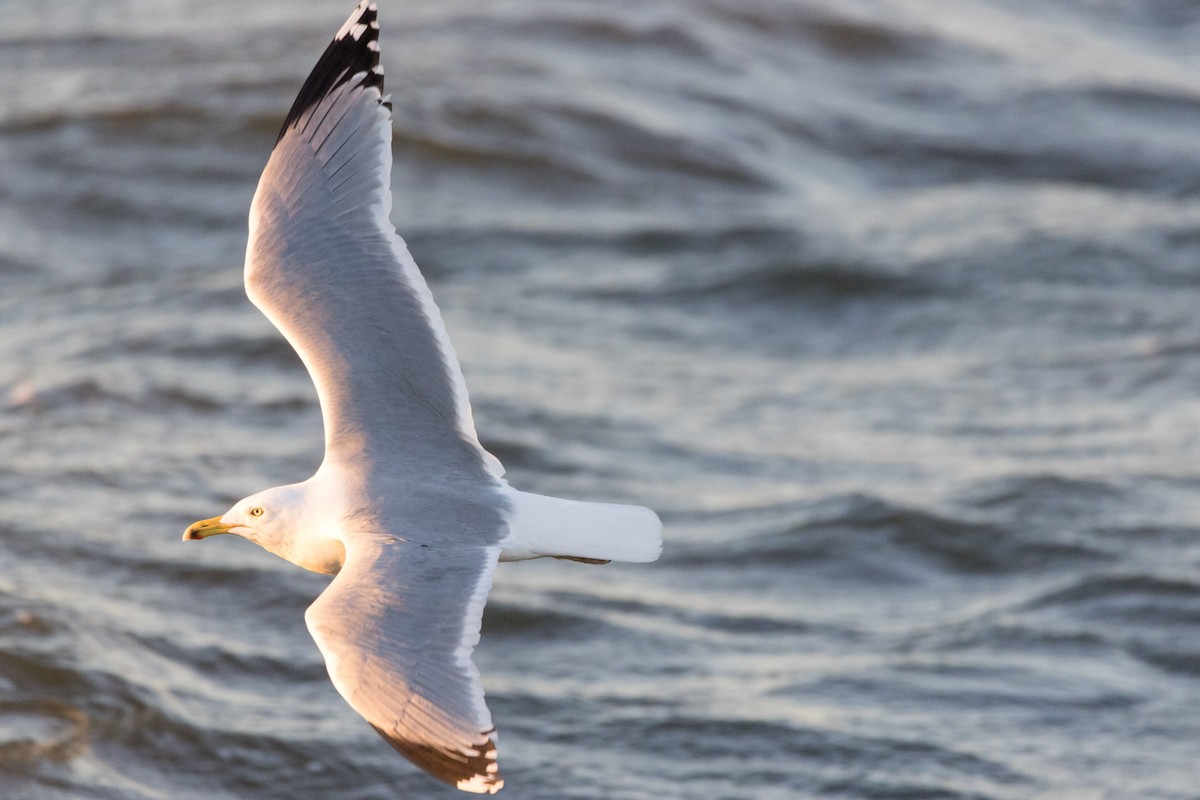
[182,2,662,793]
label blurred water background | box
[2,0,1200,798]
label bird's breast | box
[284,534,347,576]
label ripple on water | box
[1020,572,1200,678]
[483,602,613,641]
[1025,573,1200,624]
[0,700,89,768]
[605,713,1031,795]
[678,494,1111,579]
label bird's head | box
[183,485,305,550]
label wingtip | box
[370,724,503,793]
[275,0,388,145]
[333,0,378,42]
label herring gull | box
[182,2,663,793]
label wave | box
[1127,642,1200,677]
[676,493,1108,578]
[0,699,88,769]
[704,1,926,58]
[482,602,614,641]
[133,631,323,686]
[1020,572,1200,679]
[115,333,303,369]
[4,377,228,415]
[529,102,771,188]
[1025,573,1200,624]
[1032,572,1200,605]
[964,474,1123,510]
[513,13,713,60]
[399,128,594,182]
[551,225,933,304]
[606,712,1029,793]
[644,258,927,304]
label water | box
[2,0,1200,797]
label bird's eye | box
[249,507,264,517]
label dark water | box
[3,0,1200,797]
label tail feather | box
[500,490,663,564]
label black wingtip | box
[275,1,386,145]
[370,724,502,793]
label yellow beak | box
[183,515,235,541]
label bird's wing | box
[244,0,502,479]
[305,533,503,794]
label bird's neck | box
[259,473,349,575]
[280,533,347,576]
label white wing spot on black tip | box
[361,65,385,95]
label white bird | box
[182,2,662,794]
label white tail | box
[499,490,663,564]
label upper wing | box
[244,1,502,479]
[305,534,503,793]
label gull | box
[182,2,662,794]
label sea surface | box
[2,1,1200,798]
